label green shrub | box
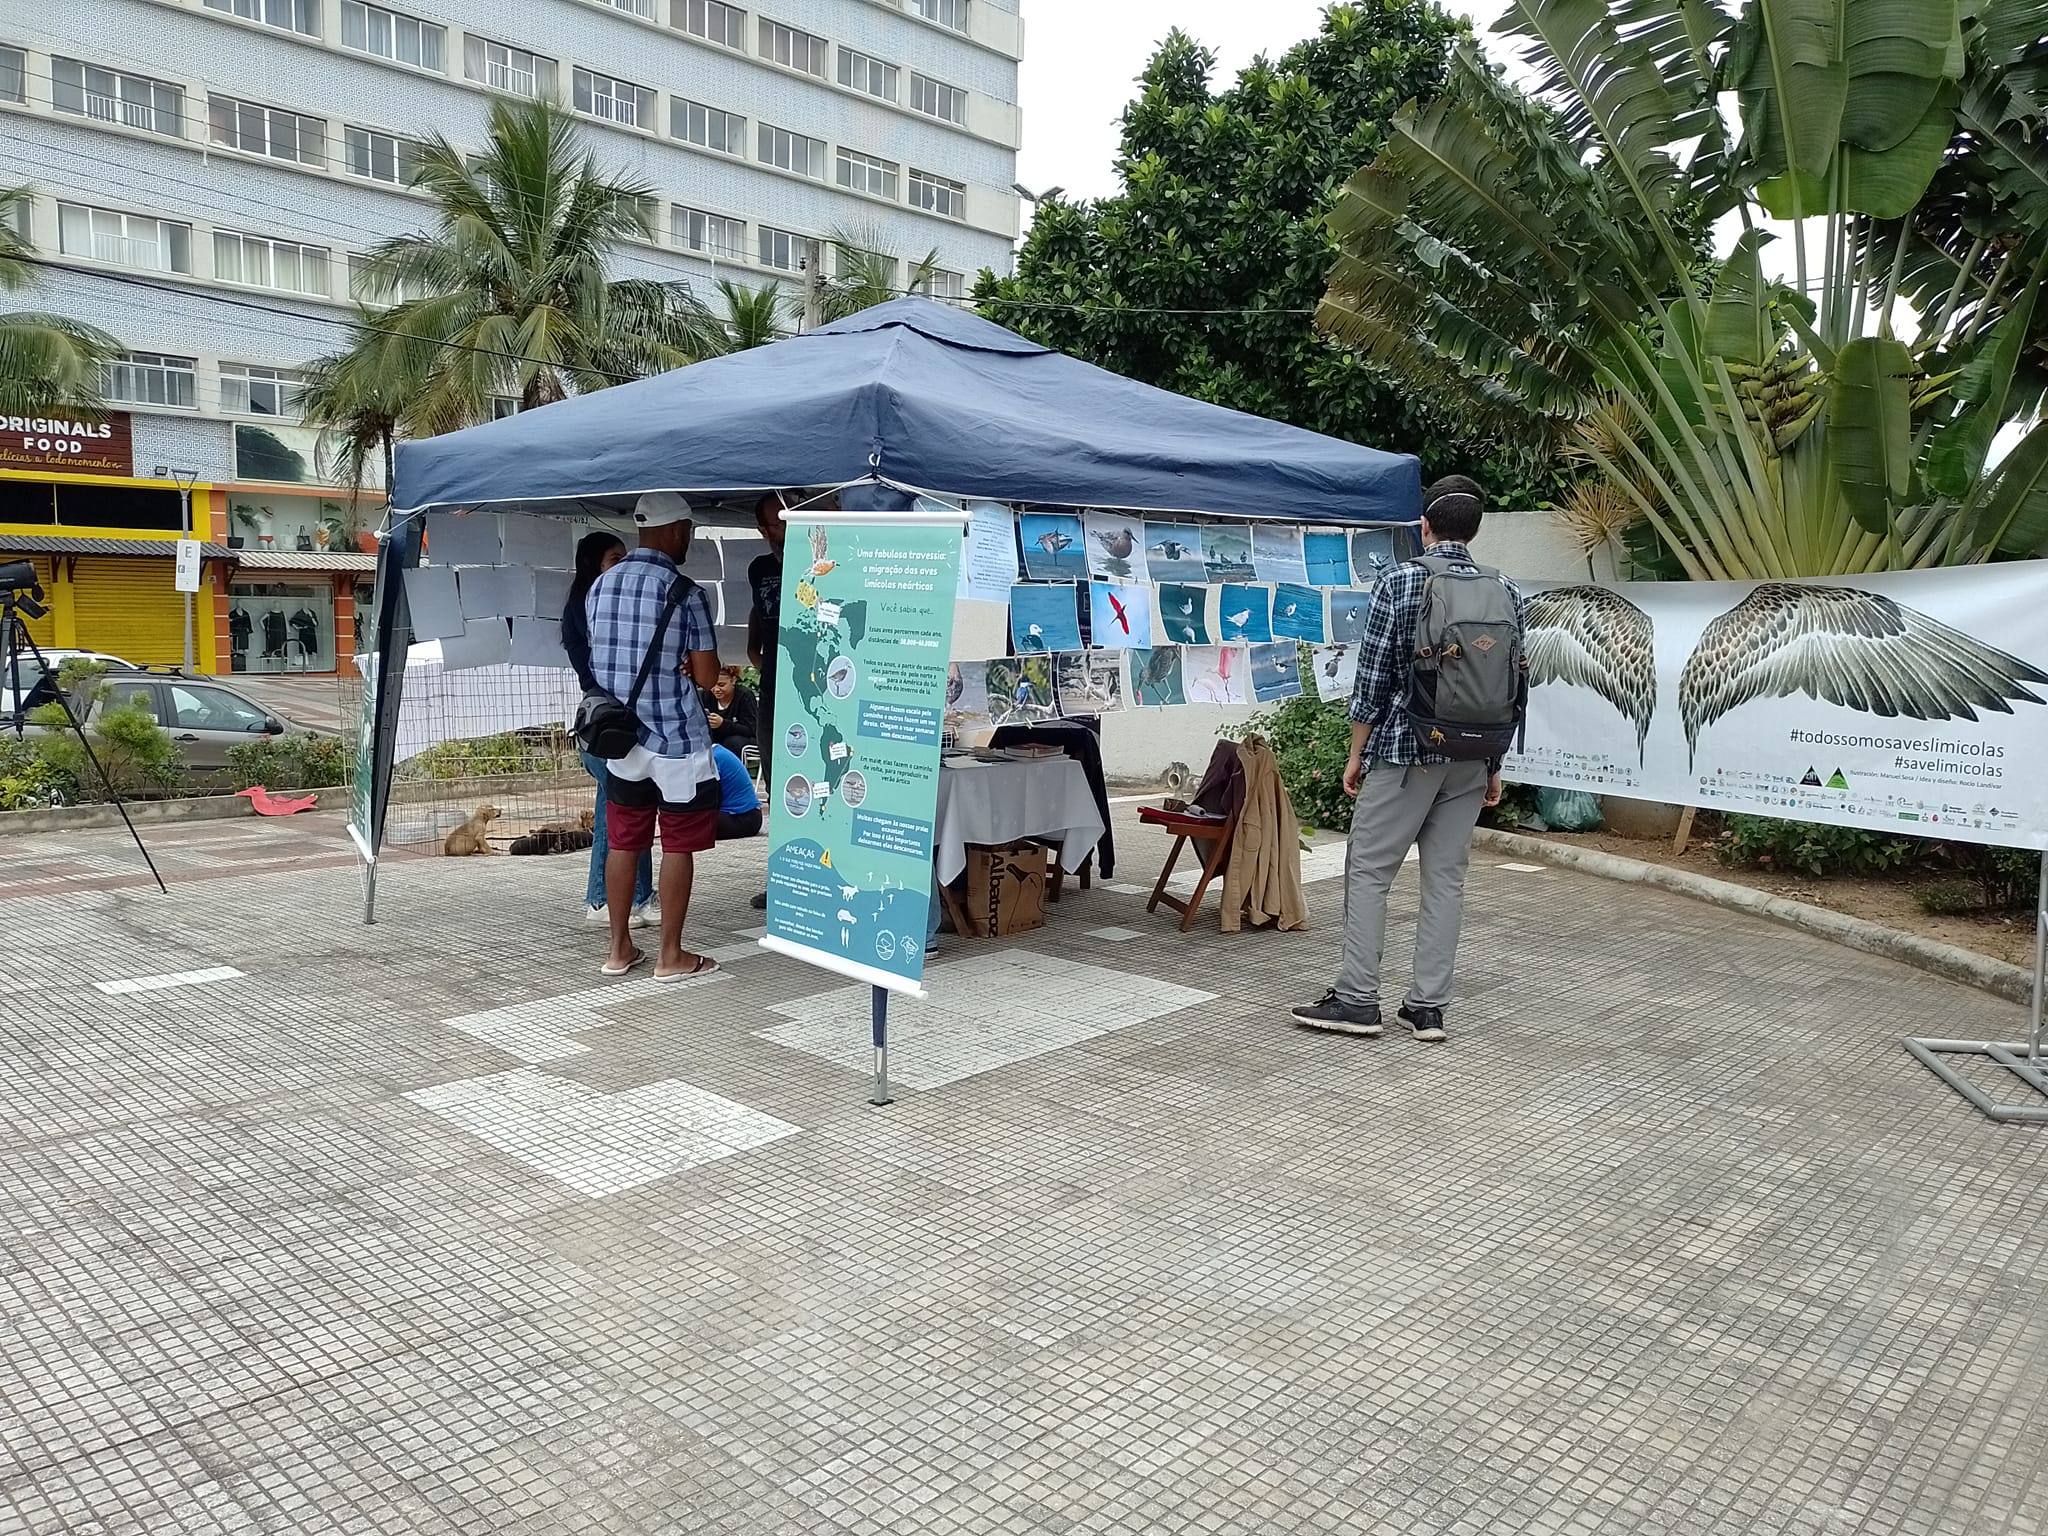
[1916,882,1983,917]
[1719,815,1922,879]
[26,662,181,801]
[1238,692,1354,832]
[1934,844,2040,913]
[226,732,350,790]
[401,730,565,782]
[0,735,71,810]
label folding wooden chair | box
[1139,804,1239,932]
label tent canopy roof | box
[391,298,1420,526]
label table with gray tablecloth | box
[933,757,1106,885]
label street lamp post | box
[155,464,199,672]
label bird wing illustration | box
[1035,530,1072,555]
[1225,608,1252,628]
[1526,586,1658,763]
[809,523,829,566]
[1107,592,1130,633]
[1677,583,2048,764]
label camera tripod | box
[2,577,166,895]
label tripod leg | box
[4,618,168,895]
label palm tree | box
[0,186,120,418]
[704,278,794,353]
[817,227,942,323]
[1317,4,2048,576]
[298,318,437,518]
[346,99,714,430]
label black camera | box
[0,560,47,619]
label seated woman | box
[712,744,763,840]
[702,667,759,762]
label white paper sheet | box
[440,617,513,671]
[500,515,575,569]
[509,617,572,669]
[532,568,573,625]
[950,599,1012,662]
[457,565,535,620]
[402,566,465,642]
[426,511,502,567]
[955,500,1019,603]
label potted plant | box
[230,503,261,550]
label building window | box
[228,584,332,673]
[758,18,826,76]
[210,96,325,167]
[757,225,805,273]
[672,206,745,260]
[221,364,307,419]
[57,203,192,273]
[215,230,330,296]
[0,47,23,104]
[675,0,744,47]
[672,99,744,154]
[339,2,445,70]
[836,46,896,101]
[758,123,824,179]
[52,59,185,137]
[490,397,521,419]
[204,0,319,38]
[836,148,898,200]
[105,352,198,409]
[593,0,657,16]
[348,253,432,303]
[343,125,424,185]
[909,73,967,125]
[912,0,968,32]
[3,191,25,240]
[463,37,557,100]
[927,267,965,301]
[573,67,655,129]
[909,169,966,219]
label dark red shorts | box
[605,773,718,855]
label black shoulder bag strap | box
[622,575,695,716]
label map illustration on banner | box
[764,520,962,991]
[1508,564,2048,848]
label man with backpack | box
[1293,476,1527,1044]
[586,492,723,982]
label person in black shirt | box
[563,530,653,924]
[701,666,758,759]
[747,493,788,910]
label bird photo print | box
[1157,584,1212,646]
[1018,512,1087,581]
[1007,582,1082,655]
[1144,521,1206,583]
[1084,511,1144,581]
[1089,581,1153,650]
[1508,566,2048,849]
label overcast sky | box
[1014,0,1517,202]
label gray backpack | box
[1404,554,1525,761]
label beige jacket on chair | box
[1219,737,1308,933]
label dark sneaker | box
[750,891,768,911]
[1291,991,1384,1037]
[1398,1004,1448,1043]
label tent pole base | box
[1903,1039,2048,1125]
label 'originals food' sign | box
[0,413,133,478]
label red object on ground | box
[236,785,318,817]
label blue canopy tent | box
[387,297,1420,523]
[356,298,1421,921]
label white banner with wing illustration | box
[1503,562,2048,850]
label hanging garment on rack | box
[289,607,321,662]
[260,608,288,659]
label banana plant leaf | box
[1928,269,2042,498]
[1966,420,2048,556]
[1830,336,1917,533]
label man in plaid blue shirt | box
[1294,477,1526,1045]
[586,492,723,982]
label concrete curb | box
[0,790,304,835]
[1474,827,2034,1007]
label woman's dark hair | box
[567,530,626,617]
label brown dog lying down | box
[509,809,597,856]
[443,804,501,856]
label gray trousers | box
[1335,758,1489,1010]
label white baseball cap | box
[633,491,694,528]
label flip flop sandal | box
[600,949,646,977]
[654,956,720,984]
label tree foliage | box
[1320,0,2048,577]
[975,4,1556,503]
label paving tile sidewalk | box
[1,807,2044,1534]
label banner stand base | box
[869,987,893,1107]
[1902,1038,2048,1124]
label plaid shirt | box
[585,549,716,760]
[1348,542,1526,767]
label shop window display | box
[229,582,332,672]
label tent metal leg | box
[1903,853,2048,1124]
[869,985,892,1107]
[363,860,378,925]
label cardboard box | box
[964,842,1046,937]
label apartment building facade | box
[0,0,1022,674]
